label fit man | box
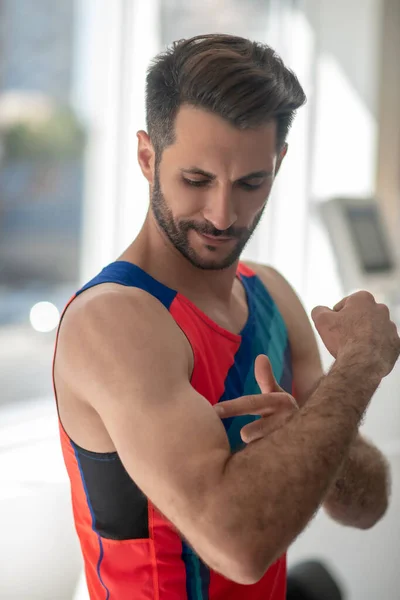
[53,34,400,599]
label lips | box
[202,234,231,240]
[198,233,234,245]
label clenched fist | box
[311,291,400,378]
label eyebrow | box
[180,167,273,182]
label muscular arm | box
[252,263,391,530]
[211,355,381,576]
[58,282,391,585]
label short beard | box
[151,167,265,271]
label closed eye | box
[183,178,210,188]
[238,181,264,191]
[183,178,263,191]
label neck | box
[118,212,240,303]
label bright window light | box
[29,302,60,333]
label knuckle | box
[280,407,293,419]
[247,394,259,412]
[357,290,375,303]
[280,393,296,409]
[377,303,390,317]
[251,419,264,437]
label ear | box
[275,143,288,176]
[137,130,156,184]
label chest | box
[190,309,293,453]
[182,278,250,336]
[185,289,292,401]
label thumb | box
[255,355,280,394]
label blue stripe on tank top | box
[181,541,210,600]
[249,276,292,392]
[261,306,288,385]
[76,261,177,309]
[218,274,292,452]
[217,273,258,453]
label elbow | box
[324,495,390,530]
[351,510,387,530]
[197,530,270,585]
[219,557,267,586]
[356,497,390,530]
[229,548,279,585]
[223,564,263,586]
[210,537,275,585]
[202,546,264,585]
[197,483,277,584]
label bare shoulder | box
[60,282,174,334]
[56,282,194,401]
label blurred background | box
[0,0,399,598]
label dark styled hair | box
[145,33,306,159]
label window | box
[0,0,86,406]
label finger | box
[311,305,332,323]
[214,392,296,419]
[241,410,294,443]
[333,296,349,312]
[255,355,281,394]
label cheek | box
[236,195,267,225]
[166,182,206,217]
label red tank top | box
[53,261,293,599]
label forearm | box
[210,355,381,577]
[323,434,391,529]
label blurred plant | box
[1,106,86,160]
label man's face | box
[148,106,285,270]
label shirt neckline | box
[113,260,255,343]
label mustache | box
[180,221,247,238]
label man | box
[53,34,400,600]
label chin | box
[185,249,240,271]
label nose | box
[202,186,237,232]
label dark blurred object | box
[287,560,344,600]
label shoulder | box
[56,283,194,386]
[63,282,173,326]
[243,260,304,325]
[60,283,179,347]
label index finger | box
[214,392,293,419]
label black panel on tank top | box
[74,443,149,540]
